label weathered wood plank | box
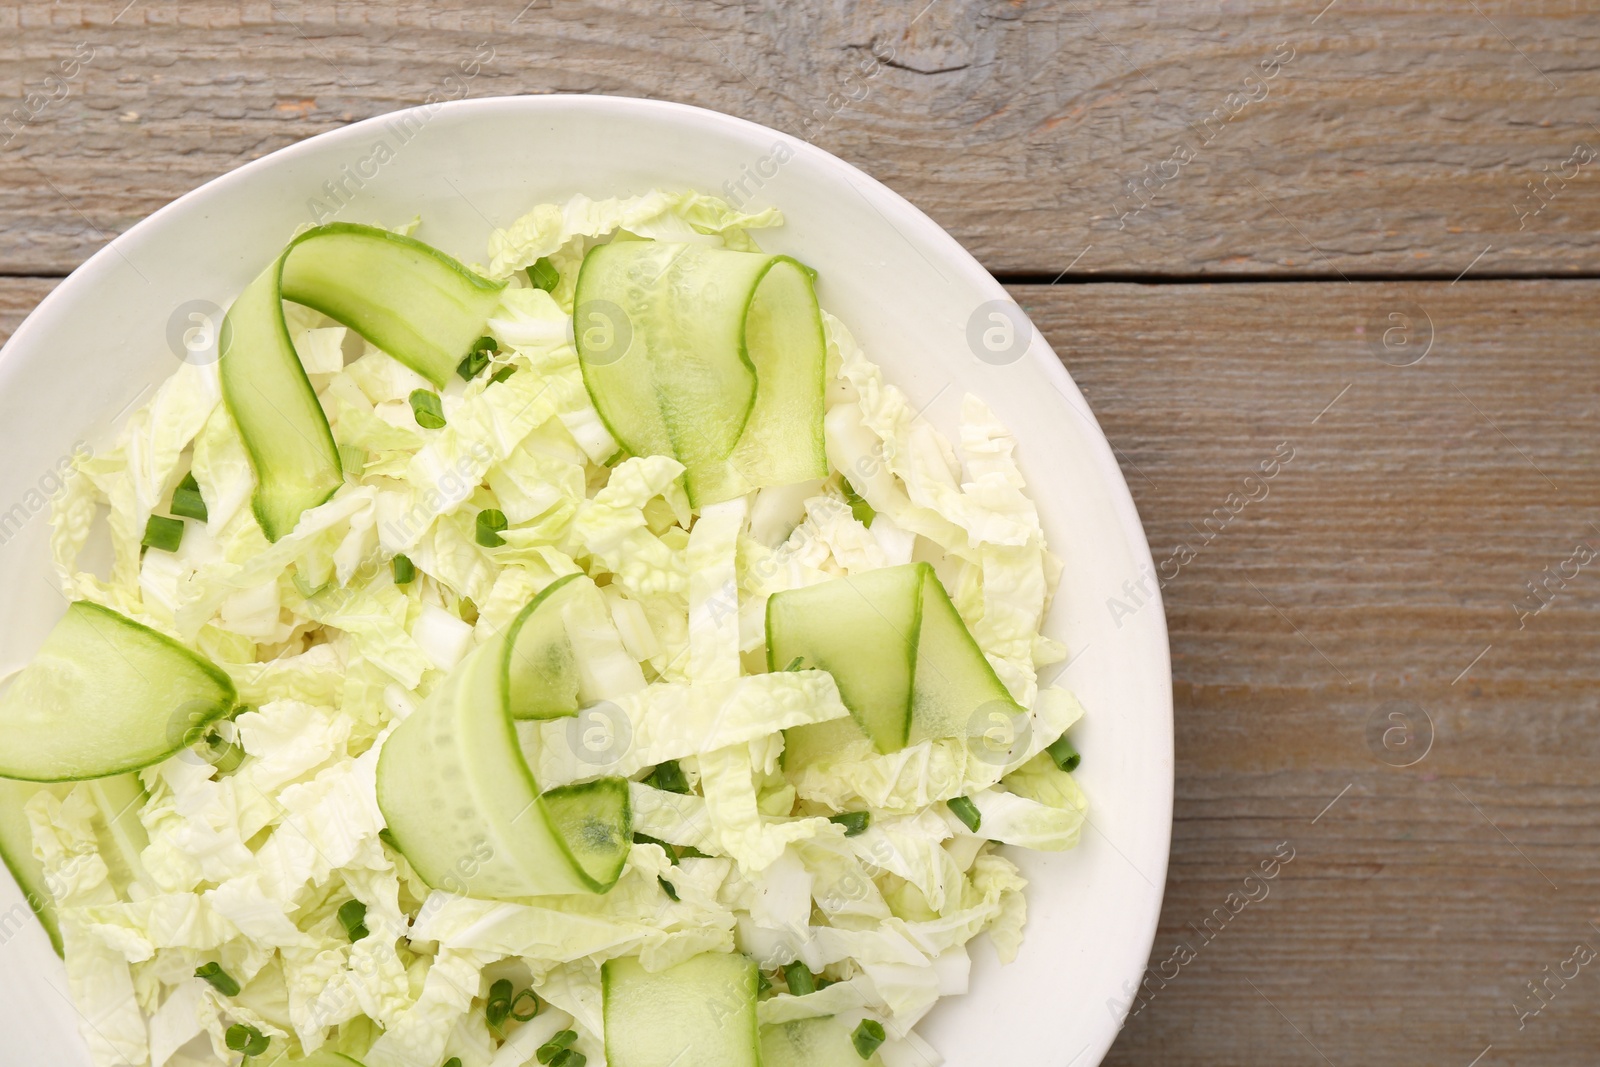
[1010,280,1600,1065]
[3,271,1594,1061]
[0,278,55,340]
[2,1,1599,277]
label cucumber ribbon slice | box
[574,241,827,507]
[0,778,64,953]
[0,602,236,782]
[0,774,150,956]
[220,224,505,541]
[767,562,1023,756]
[604,952,760,1067]
[376,576,632,898]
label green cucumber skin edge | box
[574,242,826,506]
[72,601,238,709]
[766,562,927,755]
[498,570,583,716]
[283,224,505,389]
[730,252,828,492]
[221,247,342,543]
[602,953,760,1067]
[902,565,928,750]
[540,776,634,891]
[0,850,60,955]
[485,606,630,895]
[375,579,631,898]
[572,241,753,474]
[688,252,816,470]
[223,222,504,541]
[292,222,505,299]
[0,780,64,955]
[0,602,236,783]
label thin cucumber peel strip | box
[769,562,1024,758]
[0,602,236,782]
[0,779,65,954]
[376,580,632,898]
[573,240,827,506]
[221,223,505,541]
[603,952,760,1067]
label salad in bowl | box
[0,188,1088,1067]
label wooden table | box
[3,4,1597,1064]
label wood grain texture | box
[4,2,1599,1058]
[2,1,1600,277]
[1011,280,1600,1067]
[2,273,1593,1062]
[0,277,54,339]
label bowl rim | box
[1,92,1173,1064]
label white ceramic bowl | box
[0,95,1171,1066]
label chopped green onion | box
[947,795,982,832]
[224,1023,269,1056]
[756,970,772,994]
[443,1060,463,1067]
[783,656,806,672]
[337,898,368,941]
[141,515,184,553]
[203,732,245,774]
[782,961,816,997]
[658,875,680,901]
[842,479,875,527]
[171,472,208,522]
[392,554,416,584]
[490,363,517,384]
[1046,734,1081,772]
[409,388,446,429]
[194,961,240,996]
[549,1051,586,1067]
[537,1030,578,1064]
[476,508,509,547]
[851,1019,887,1059]
[816,976,837,989]
[644,760,690,794]
[829,811,871,837]
[457,336,499,380]
[510,987,541,1021]
[527,257,560,292]
[486,977,514,1031]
